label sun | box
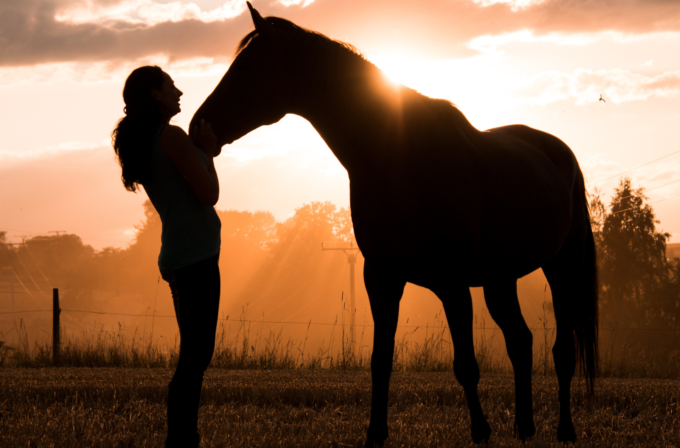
[369,51,475,105]
[370,52,427,89]
[368,51,516,131]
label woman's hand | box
[191,119,220,157]
[161,124,220,206]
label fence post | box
[53,288,60,366]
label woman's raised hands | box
[191,119,220,157]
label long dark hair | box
[111,65,165,192]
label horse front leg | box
[364,259,406,448]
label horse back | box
[476,125,577,277]
[353,123,576,281]
[484,125,581,193]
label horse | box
[191,3,598,445]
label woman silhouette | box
[112,65,221,448]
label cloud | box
[1,0,680,68]
[0,0,254,67]
[278,0,316,7]
[0,56,230,86]
[0,139,110,163]
[55,0,246,26]
[468,29,680,53]
[471,0,547,12]
[513,69,680,105]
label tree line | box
[1,177,678,347]
[0,201,354,331]
[591,178,680,358]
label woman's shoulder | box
[160,124,188,139]
[159,124,192,154]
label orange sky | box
[2,0,680,249]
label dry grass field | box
[1,368,678,448]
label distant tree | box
[0,231,9,269]
[19,234,96,304]
[231,201,354,319]
[663,259,680,333]
[588,188,606,243]
[271,201,353,260]
[218,209,277,251]
[592,178,674,330]
[1,201,357,325]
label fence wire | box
[1,308,679,331]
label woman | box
[112,65,221,448]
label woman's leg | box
[163,254,221,448]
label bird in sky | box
[599,94,606,103]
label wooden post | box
[53,288,60,366]
[348,253,356,355]
[322,242,361,357]
[9,268,14,313]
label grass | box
[2,311,680,380]
[0,312,512,373]
[0,368,678,447]
[1,312,679,447]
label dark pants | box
[161,254,220,448]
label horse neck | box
[293,54,476,175]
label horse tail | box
[575,197,599,397]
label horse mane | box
[235,16,476,134]
[236,17,364,59]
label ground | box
[0,368,678,447]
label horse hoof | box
[471,420,492,444]
[514,420,536,442]
[365,426,387,448]
[557,422,576,443]
[364,437,386,448]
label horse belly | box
[348,137,572,284]
[478,145,572,278]
[349,169,487,282]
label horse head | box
[190,3,299,147]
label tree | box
[0,231,9,269]
[229,201,355,322]
[218,209,277,251]
[271,201,353,260]
[21,234,96,296]
[593,178,675,330]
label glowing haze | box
[2,0,680,248]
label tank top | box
[142,125,221,271]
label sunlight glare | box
[370,52,516,130]
[371,53,424,88]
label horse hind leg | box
[543,268,578,442]
[432,284,491,444]
[483,279,536,441]
[543,209,598,443]
[543,246,589,443]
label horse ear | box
[246,2,272,35]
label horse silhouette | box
[191,3,598,445]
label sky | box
[1,0,680,249]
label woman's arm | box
[160,122,220,206]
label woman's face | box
[152,72,183,120]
